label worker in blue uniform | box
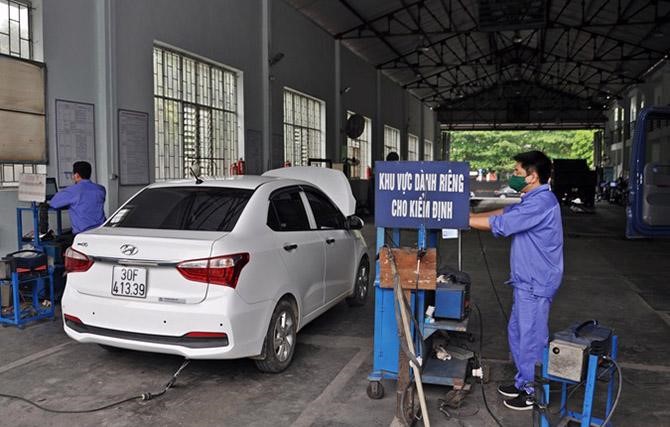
[49,161,106,235]
[469,151,564,411]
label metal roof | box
[285,0,670,129]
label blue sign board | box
[374,161,470,229]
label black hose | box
[476,230,509,323]
[472,302,506,427]
[0,358,190,414]
[600,356,623,426]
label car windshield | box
[107,186,253,231]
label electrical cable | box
[476,230,508,323]
[0,357,190,414]
[472,302,506,427]
[600,356,623,426]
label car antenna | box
[189,163,204,184]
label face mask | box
[509,175,528,192]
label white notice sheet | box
[55,100,96,187]
[118,110,149,186]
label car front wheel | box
[346,256,369,307]
[254,299,297,373]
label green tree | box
[450,130,595,175]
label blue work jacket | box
[488,184,564,298]
[49,179,107,234]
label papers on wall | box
[118,110,150,186]
[55,100,96,187]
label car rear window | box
[107,186,253,231]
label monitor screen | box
[45,177,58,200]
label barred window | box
[346,111,371,179]
[0,0,30,58]
[424,139,433,161]
[383,125,400,160]
[408,134,419,161]
[283,88,325,167]
[153,45,241,180]
[1,0,41,187]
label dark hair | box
[513,151,552,184]
[385,151,400,161]
[73,161,92,180]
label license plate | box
[112,266,147,298]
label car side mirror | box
[346,215,364,230]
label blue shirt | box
[49,179,107,234]
[488,184,564,298]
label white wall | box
[270,0,335,166]
[0,0,441,255]
[0,0,97,255]
[113,0,263,200]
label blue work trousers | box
[508,287,552,393]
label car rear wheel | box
[254,299,297,373]
[346,256,369,307]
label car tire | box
[254,299,297,373]
[346,256,370,307]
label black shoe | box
[504,392,534,411]
[497,384,521,398]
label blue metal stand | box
[0,268,55,328]
[368,226,426,384]
[16,202,63,251]
[539,335,619,427]
[367,225,471,394]
[1,202,62,327]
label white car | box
[61,167,369,373]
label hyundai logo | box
[120,244,138,256]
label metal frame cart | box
[16,202,64,250]
[0,267,55,328]
[367,224,472,399]
[538,335,619,427]
[0,202,63,327]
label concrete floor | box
[0,202,669,426]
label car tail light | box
[64,247,94,272]
[63,313,82,324]
[176,253,249,288]
[183,332,228,338]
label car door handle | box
[326,238,336,245]
[283,243,298,251]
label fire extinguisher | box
[366,166,373,179]
[230,158,245,176]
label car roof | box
[146,175,307,191]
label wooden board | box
[379,247,436,290]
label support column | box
[94,0,117,211]
[375,69,383,163]
[261,0,271,171]
[593,131,602,167]
[443,130,451,161]
[401,90,408,160]
[418,103,425,160]
[334,40,342,162]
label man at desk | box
[49,161,106,234]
